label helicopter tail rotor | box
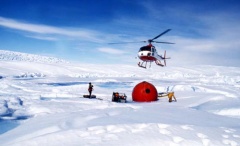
[163,50,171,66]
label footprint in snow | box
[197,133,211,146]
[173,136,184,143]
[222,139,238,146]
[159,129,171,135]
[223,128,236,134]
[181,125,194,131]
[233,134,240,138]
[222,134,229,138]
[157,123,170,129]
[131,124,150,133]
[106,125,126,133]
[157,123,171,135]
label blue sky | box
[0,0,240,66]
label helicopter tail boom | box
[156,50,170,67]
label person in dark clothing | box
[88,82,93,97]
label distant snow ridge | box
[0,50,68,64]
[14,72,46,78]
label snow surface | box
[0,50,240,146]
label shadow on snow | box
[39,81,133,89]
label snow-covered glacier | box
[0,50,240,146]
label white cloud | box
[0,16,103,42]
[98,47,125,55]
[170,36,218,52]
[25,35,58,41]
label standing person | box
[168,92,177,102]
[88,82,93,98]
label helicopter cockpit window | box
[139,46,151,52]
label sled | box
[158,92,168,97]
[158,92,177,102]
[112,92,127,103]
[83,95,96,99]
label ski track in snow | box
[0,57,240,145]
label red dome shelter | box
[132,81,158,102]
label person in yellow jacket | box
[168,92,177,102]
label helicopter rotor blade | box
[150,29,171,41]
[153,41,175,44]
[109,29,173,45]
[108,41,146,44]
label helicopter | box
[110,29,174,68]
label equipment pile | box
[112,92,127,103]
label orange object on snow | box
[132,81,158,102]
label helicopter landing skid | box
[138,64,146,68]
[138,62,146,68]
[138,62,151,68]
[155,60,164,67]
